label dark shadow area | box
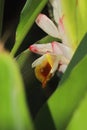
[2,0,26,50]
[34,104,56,130]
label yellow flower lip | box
[33,53,59,88]
[35,61,52,88]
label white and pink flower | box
[29,0,75,87]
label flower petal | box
[29,41,73,60]
[52,41,74,60]
[29,41,65,56]
[58,15,70,46]
[34,57,52,87]
[29,43,53,55]
[36,14,60,38]
[50,55,60,74]
[59,64,67,73]
[32,53,60,87]
[32,54,46,68]
[51,42,63,55]
[50,0,62,24]
[50,0,71,47]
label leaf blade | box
[67,93,87,130]
[11,0,48,55]
[34,34,87,130]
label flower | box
[29,41,73,87]
[29,0,76,87]
[32,53,60,87]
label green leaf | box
[61,0,87,49]
[0,52,34,130]
[66,93,87,130]
[39,35,61,43]
[11,0,48,55]
[34,34,87,130]
[0,0,4,37]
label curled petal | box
[29,43,53,55]
[32,54,46,68]
[36,14,60,38]
[29,41,65,56]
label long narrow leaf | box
[66,92,87,130]
[11,0,48,55]
[34,34,87,130]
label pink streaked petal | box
[29,43,53,55]
[50,0,70,46]
[59,64,67,73]
[29,44,39,54]
[51,41,63,55]
[58,15,71,46]
[36,14,60,38]
[52,41,73,60]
